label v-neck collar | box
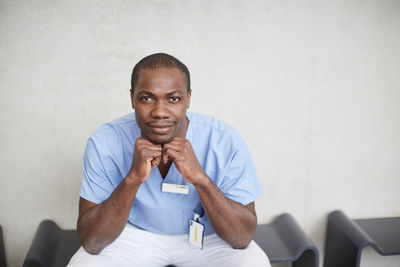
[161,162,179,183]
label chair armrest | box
[273,213,317,257]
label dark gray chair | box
[23,220,80,267]
[324,210,400,267]
[0,225,7,267]
[254,213,319,267]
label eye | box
[169,96,181,102]
[140,96,153,102]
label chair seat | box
[324,210,400,267]
[355,217,400,254]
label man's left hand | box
[162,137,207,185]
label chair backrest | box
[24,220,81,267]
[0,225,7,267]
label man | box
[68,53,271,266]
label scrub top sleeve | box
[80,138,114,204]
[220,140,263,206]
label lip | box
[147,124,174,134]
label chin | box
[147,135,174,145]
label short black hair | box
[130,53,190,93]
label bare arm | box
[163,138,257,249]
[77,138,162,254]
[194,178,257,249]
[77,179,140,254]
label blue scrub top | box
[80,112,263,235]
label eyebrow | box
[165,91,184,96]
[137,90,184,96]
[137,90,155,96]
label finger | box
[135,146,162,160]
[136,138,163,148]
[143,150,162,162]
[163,147,184,162]
[166,137,187,146]
[164,141,192,158]
[162,146,169,164]
[145,155,160,169]
[162,144,182,163]
[170,136,186,142]
[145,158,152,169]
[151,157,160,168]
[163,143,182,152]
[137,144,163,151]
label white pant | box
[68,223,271,267]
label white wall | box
[1,1,399,266]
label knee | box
[233,241,271,267]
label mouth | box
[147,123,175,134]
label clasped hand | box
[128,137,207,185]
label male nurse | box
[68,53,271,267]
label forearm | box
[194,177,257,249]
[77,178,141,254]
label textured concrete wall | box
[1,1,399,266]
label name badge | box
[161,183,189,195]
[189,213,204,249]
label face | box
[131,67,191,144]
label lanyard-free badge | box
[189,213,204,249]
[161,182,189,195]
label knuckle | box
[140,150,148,158]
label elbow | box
[232,239,252,249]
[229,231,253,249]
[78,228,105,255]
[231,223,256,249]
[85,248,101,255]
[225,224,256,249]
[81,239,104,255]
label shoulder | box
[187,112,243,149]
[89,113,138,144]
[188,112,240,133]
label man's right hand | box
[78,137,162,255]
[127,137,162,184]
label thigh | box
[67,224,171,267]
[172,234,271,267]
[67,247,123,267]
[208,240,271,267]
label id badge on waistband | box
[188,213,204,249]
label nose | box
[150,100,170,119]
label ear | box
[130,89,135,109]
[186,89,192,109]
